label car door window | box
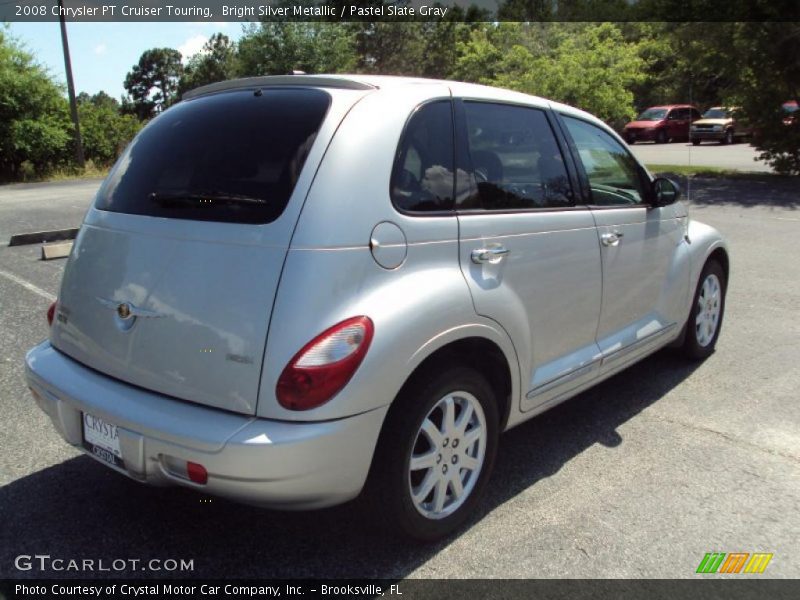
[459,102,573,210]
[391,100,455,212]
[562,116,648,206]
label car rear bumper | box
[25,341,386,509]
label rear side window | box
[94,88,330,224]
[391,100,455,213]
[460,102,573,210]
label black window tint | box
[391,101,455,212]
[460,102,573,210]
[562,116,647,206]
[94,88,330,224]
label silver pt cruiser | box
[26,75,728,540]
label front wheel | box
[656,130,668,144]
[722,129,734,145]
[368,366,499,541]
[691,138,701,146]
[683,260,727,359]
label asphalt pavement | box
[631,141,773,172]
[0,177,798,579]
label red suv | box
[623,105,701,144]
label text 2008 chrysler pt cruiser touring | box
[26,75,728,540]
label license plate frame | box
[81,412,124,469]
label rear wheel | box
[368,366,499,541]
[683,260,726,359]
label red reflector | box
[277,316,374,411]
[186,462,208,484]
[46,301,57,327]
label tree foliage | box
[77,93,141,166]
[455,23,645,125]
[0,28,72,179]
[179,33,238,95]
[237,23,357,76]
[123,48,183,119]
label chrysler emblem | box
[117,303,132,319]
[96,297,165,320]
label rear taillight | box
[186,462,208,485]
[277,316,374,411]
[46,301,57,327]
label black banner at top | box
[3,0,800,22]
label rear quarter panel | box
[256,84,521,422]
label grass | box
[645,163,789,181]
[1,161,110,186]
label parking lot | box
[0,175,798,579]
[631,141,774,172]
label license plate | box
[82,412,124,469]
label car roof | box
[186,73,546,100]
[182,74,613,137]
[644,104,697,110]
[183,74,605,125]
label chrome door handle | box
[600,232,623,246]
[471,245,510,264]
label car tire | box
[691,139,701,146]
[625,134,636,145]
[722,129,734,145]
[367,365,499,541]
[656,130,668,144]
[683,260,726,360]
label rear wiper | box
[149,191,267,207]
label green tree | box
[179,33,237,95]
[728,22,800,174]
[454,23,645,125]
[237,23,357,76]
[0,28,72,179]
[77,92,141,166]
[501,23,646,125]
[123,48,183,120]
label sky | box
[8,22,247,100]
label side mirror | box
[652,177,681,206]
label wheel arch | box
[707,246,730,283]
[400,336,514,431]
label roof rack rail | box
[182,76,375,100]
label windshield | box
[94,88,331,224]
[636,108,667,121]
[702,108,729,119]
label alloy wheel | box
[695,273,722,347]
[408,391,487,520]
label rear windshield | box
[94,88,330,224]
